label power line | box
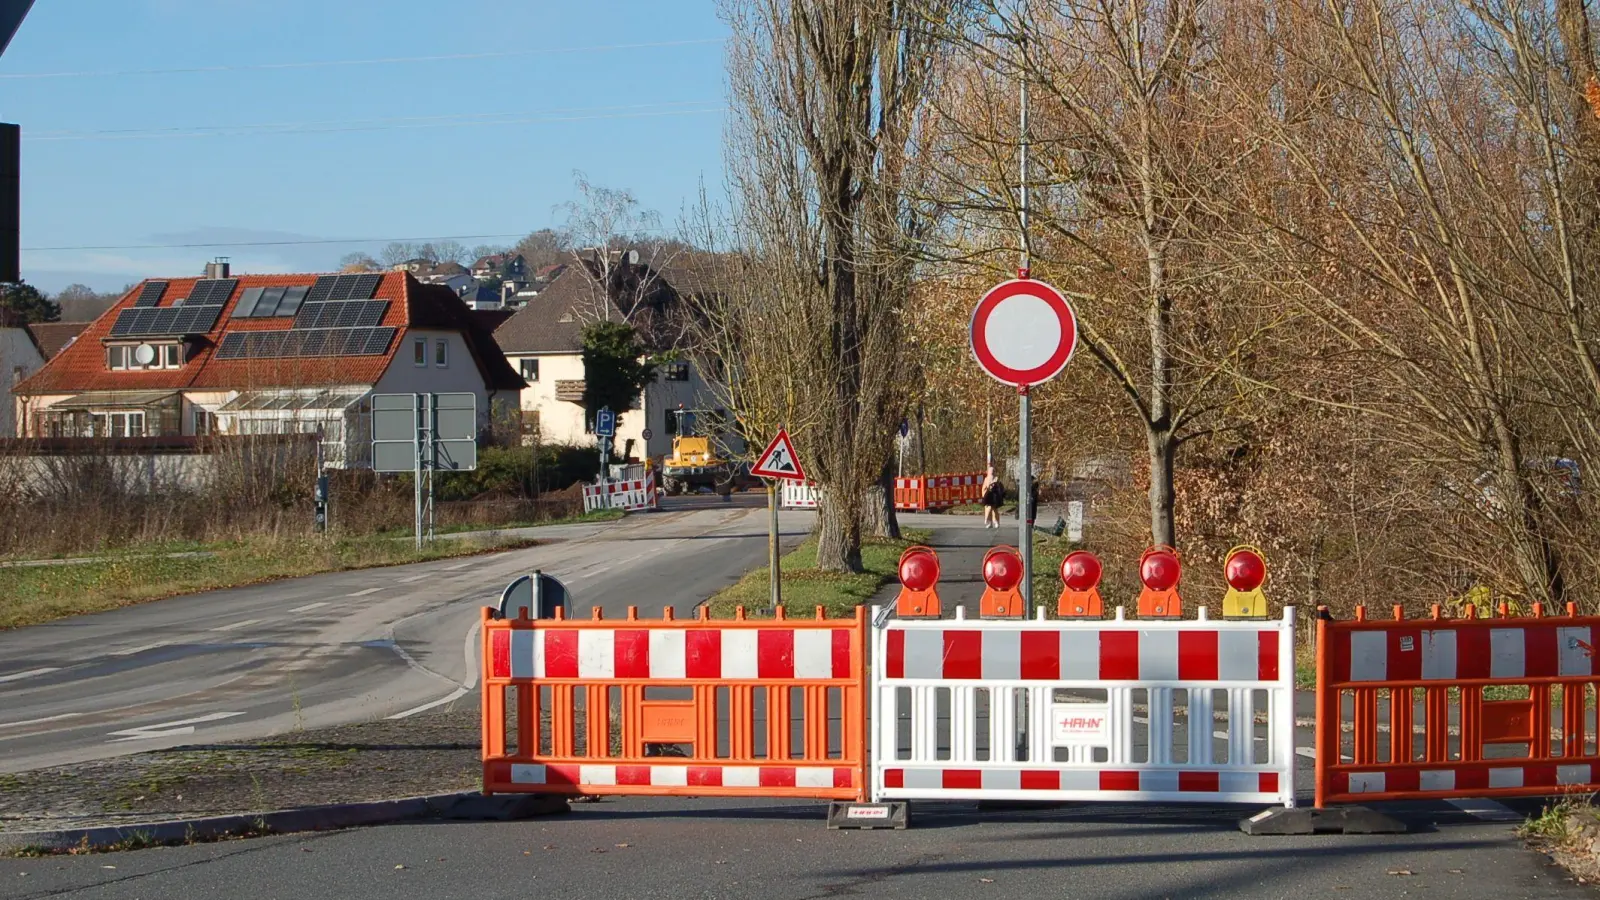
[0,37,727,80]
[24,103,727,142]
[22,228,690,253]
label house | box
[472,252,529,283]
[0,309,46,437]
[26,321,90,360]
[12,265,525,466]
[491,255,735,461]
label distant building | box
[0,309,45,437]
[13,267,524,466]
[24,320,89,360]
[472,252,529,283]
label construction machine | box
[660,406,735,495]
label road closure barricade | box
[780,481,821,509]
[869,605,1297,808]
[582,471,658,513]
[789,474,985,512]
[1316,602,1600,808]
[481,605,868,801]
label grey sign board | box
[370,392,478,473]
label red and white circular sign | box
[970,279,1077,386]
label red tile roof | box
[16,272,524,396]
[25,321,91,359]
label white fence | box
[870,606,1296,807]
[582,471,658,513]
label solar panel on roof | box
[188,278,236,306]
[350,273,382,300]
[333,303,364,328]
[300,329,329,356]
[232,287,264,318]
[215,333,248,359]
[356,301,388,327]
[254,287,286,316]
[134,281,168,308]
[274,286,307,317]
[362,326,396,355]
[306,276,338,304]
[278,330,308,357]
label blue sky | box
[2,0,729,292]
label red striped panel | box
[832,629,852,678]
[760,767,797,788]
[943,631,982,680]
[1178,631,1218,681]
[1456,628,1492,680]
[757,629,795,679]
[1329,771,1350,795]
[886,629,906,679]
[1328,630,1352,685]
[883,769,904,789]
[1455,767,1489,790]
[543,631,579,678]
[1382,769,1419,793]
[1020,770,1060,790]
[688,767,722,787]
[1178,771,1219,793]
[1259,772,1279,794]
[1100,631,1140,681]
[833,768,854,788]
[685,630,722,679]
[547,764,582,786]
[1100,771,1140,791]
[490,629,510,678]
[1525,765,1559,787]
[1525,627,1560,678]
[616,766,651,786]
[943,770,982,790]
[613,630,650,679]
[1387,628,1422,681]
[1258,631,1279,681]
[1020,630,1060,680]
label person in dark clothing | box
[981,465,1004,529]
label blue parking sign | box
[596,407,616,437]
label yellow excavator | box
[660,407,736,495]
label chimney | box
[205,257,231,279]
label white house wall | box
[372,329,497,431]
[514,352,588,446]
[1,328,46,437]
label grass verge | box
[706,528,933,619]
[1,532,541,629]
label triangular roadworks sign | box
[750,428,807,481]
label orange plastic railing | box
[482,605,868,801]
[1316,601,1600,807]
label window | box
[435,338,449,368]
[413,338,427,366]
[664,362,691,382]
[520,358,539,382]
[665,409,678,435]
[192,408,215,436]
[107,346,127,370]
[108,343,182,370]
[162,344,181,368]
[91,411,145,438]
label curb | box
[0,792,569,854]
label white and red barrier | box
[869,605,1297,807]
[583,471,658,513]
[781,481,821,509]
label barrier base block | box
[1238,805,1406,836]
[827,801,909,830]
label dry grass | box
[706,529,932,619]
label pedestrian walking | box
[980,465,1004,529]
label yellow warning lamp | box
[1222,545,1268,619]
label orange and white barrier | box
[583,472,658,513]
[1317,602,1600,807]
[786,473,986,512]
[481,605,868,801]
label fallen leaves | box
[1387,869,1413,876]
[980,877,995,883]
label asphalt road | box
[0,504,813,774]
[0,796,1581,900]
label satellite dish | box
[626,249,640,265]
[133,344,157,366]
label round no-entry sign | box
[970,279,1078,386]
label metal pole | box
[1017,14,1033,603]
[768,481,782,612]
[425,393,436,542]
[413,393,423,551]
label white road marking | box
[347,588,381,597]
[1295,747,1317,760]
[0,668,60,683]
[1448,797,1521,822]
[289,602,329,613]
[443,561,474,571]
[463,619,481,688]
[397,574,430,584]
[106,711,245,743]
[111,641,172,656]
[210,618,263,632]
[387,687,470,720]
[0,712,81,731]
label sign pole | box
[1017,26,1033,607]
[413,393,424,551]
[768,480,781,613]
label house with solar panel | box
[11,262,525,467]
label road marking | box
[112,641,172,656]
[397,574,430,584]
[289,602,329,613]
[1448,797,1521,822]
[443,561,474,571]
[0,712,81,731]
[347,587,381,597]
[210,619,263,632]
[387,687,470,720]
[0,668,60,683]
[1295,747,1317,760]
[106,711,245,743]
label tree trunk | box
[1147,425,1176,548]
[818,489,864,572]
[869,460,900,539]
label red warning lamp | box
[980,546,1025,618]
[1222,545,1269,619]
[1056,550,1104,618]
[1137,545,1183,619]
[894,546,942,618]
